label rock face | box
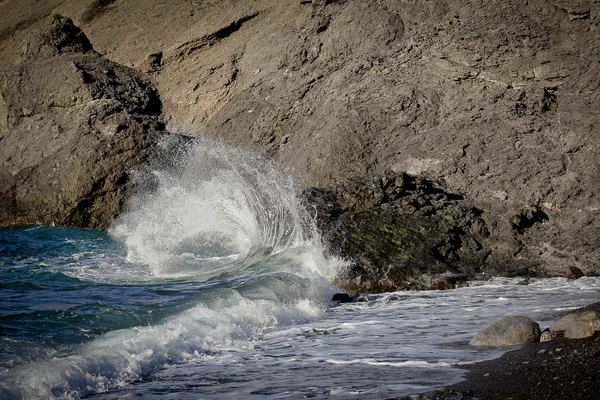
[470,316,541,346]
[1,1,599,288]
[127,0,599,279]
[0,15,163,228]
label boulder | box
[0,15,164,228]
[565,266,585,279]
[551,311,600,339]
[550,313,582,332]
[565,311,600,339]
[470,316,541,346]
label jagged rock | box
[469,316,541,346]
[304,171,491,293]
[0,15,164,228]
[1,0,600,281]
[21,13,93,58]
[331,293,354,303]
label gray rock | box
[0,15,163,228]
[470,316,541,346]
[550,313,582,333]
[564,311,600,339]
[548,311,600,339]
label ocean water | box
[1,139,598,399]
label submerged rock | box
[331,293,354,303]
[469,316,541,346]
[0,15,164,228]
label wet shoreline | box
[403,303,600,400]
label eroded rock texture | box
[109,0,597,279]
[1,0,599,288]
[0,15,163,228]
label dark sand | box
[401,303,600,400]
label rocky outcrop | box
[0,1,599,289]
[469,316,542,346]
[304,172,484,293]
[101,0,598,279]
[0,15,163,228]
[75,0,596,281]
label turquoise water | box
[0,225,234,360]
[0,138,343,399]
[1,138,598,399]
[0,226,161,359]
[0,221,338,400]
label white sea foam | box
[0,137,342,399]
[324,359,453,368]
[89,277,599,400]
[109,136,338,281]
[0,294,329,399]
[2,137,598,399]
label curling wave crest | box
[0,137,342,399]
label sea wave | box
[0,137,342,399]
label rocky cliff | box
[1,0,599,287]
[0,14,163,228]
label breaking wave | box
[0,136,342,399]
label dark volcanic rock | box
[304,172,487,293]
[0,15,164,228]
[331,293,354,303]
[566,265,585,279]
